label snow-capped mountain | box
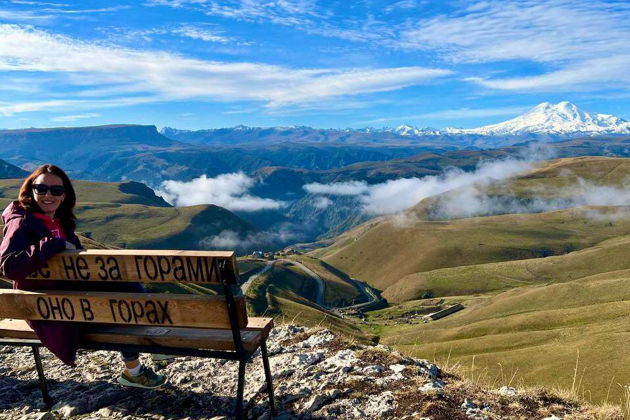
[379,124,441,136]
[378,102,630,138]
[452,102,630,136]
[384,101,630,137]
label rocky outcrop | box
[0,325,614,419]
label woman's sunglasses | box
[32,184,65,196]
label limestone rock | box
[498,386,518,397]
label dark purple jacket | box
[1,201,82,365]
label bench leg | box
[31,346,52,410]
[260,341,277,417]
[235,359,246,420]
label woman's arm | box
[0,218,66,281]
[67,232,83,250]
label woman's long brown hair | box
[18,164,77,234]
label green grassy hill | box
[379,265,630,406]
[282,254,364,307]
[383,227,630,302]
[0,160,28,179]
[75,202,254,249]
[313,207,630,298]
[410,156,630,220]
[243,259,373,341]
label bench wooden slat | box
[0,318,33,339]
[244,317,274,337]
[84,326,263,352]
[0,319,265,352]
[0,290,247,329]
[25,250,239,284]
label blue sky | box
[0,0,629,130]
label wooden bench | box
[0,249,276,420]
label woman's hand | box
[65,241,77,250]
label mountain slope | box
[383,230,630,302]
[313,207,630,294]
[0,160,28,179]
[74,203,255,249]
[244,259,370,339]
[382,264,630,405]
[312,157,630,296]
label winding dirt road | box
[240,258,380,311]
[277,258,326,307]
[240,260,275,294]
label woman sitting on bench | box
[0,164,166,389]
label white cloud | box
[433,177,630,220]
[0,4,129,22]
[384,0,423,13]
[9,1,71,5]
[304,180,369,196]
[171,25,232,43]
[146,0,630,95]
[468,55,630,92]
[0,9,53,21]
[396,0,630,92]
[0,96,159,117]
[200,230,246,249]
[265,66,452,107]
[313,196,332,209]
[156,172,285,211]
[304,145,553,215]
[358,105,530,125]
[51,112,100,122]
[150,0,320,26]
[147,0,630,71]
[398,0,630,64]
[38,6,130,14]
[310,152,630,220]
[572,179,630,207]
[199,225,302,250]
[0,24,451,114]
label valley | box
[236,156,630,406]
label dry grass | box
[357,347,404,366]
[433,349,627,419]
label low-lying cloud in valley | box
[199,225,303,251]
[304,149,630,220]
[303,155,539,216]
[432,179,630,220]
[157,172,284,211]
[156,149,630,253]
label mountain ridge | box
[162,101,630,144]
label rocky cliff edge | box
[0,325,620,420]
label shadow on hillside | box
[0,375,263,418]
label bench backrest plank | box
[25,250,239,284]
[0,290,247,329]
